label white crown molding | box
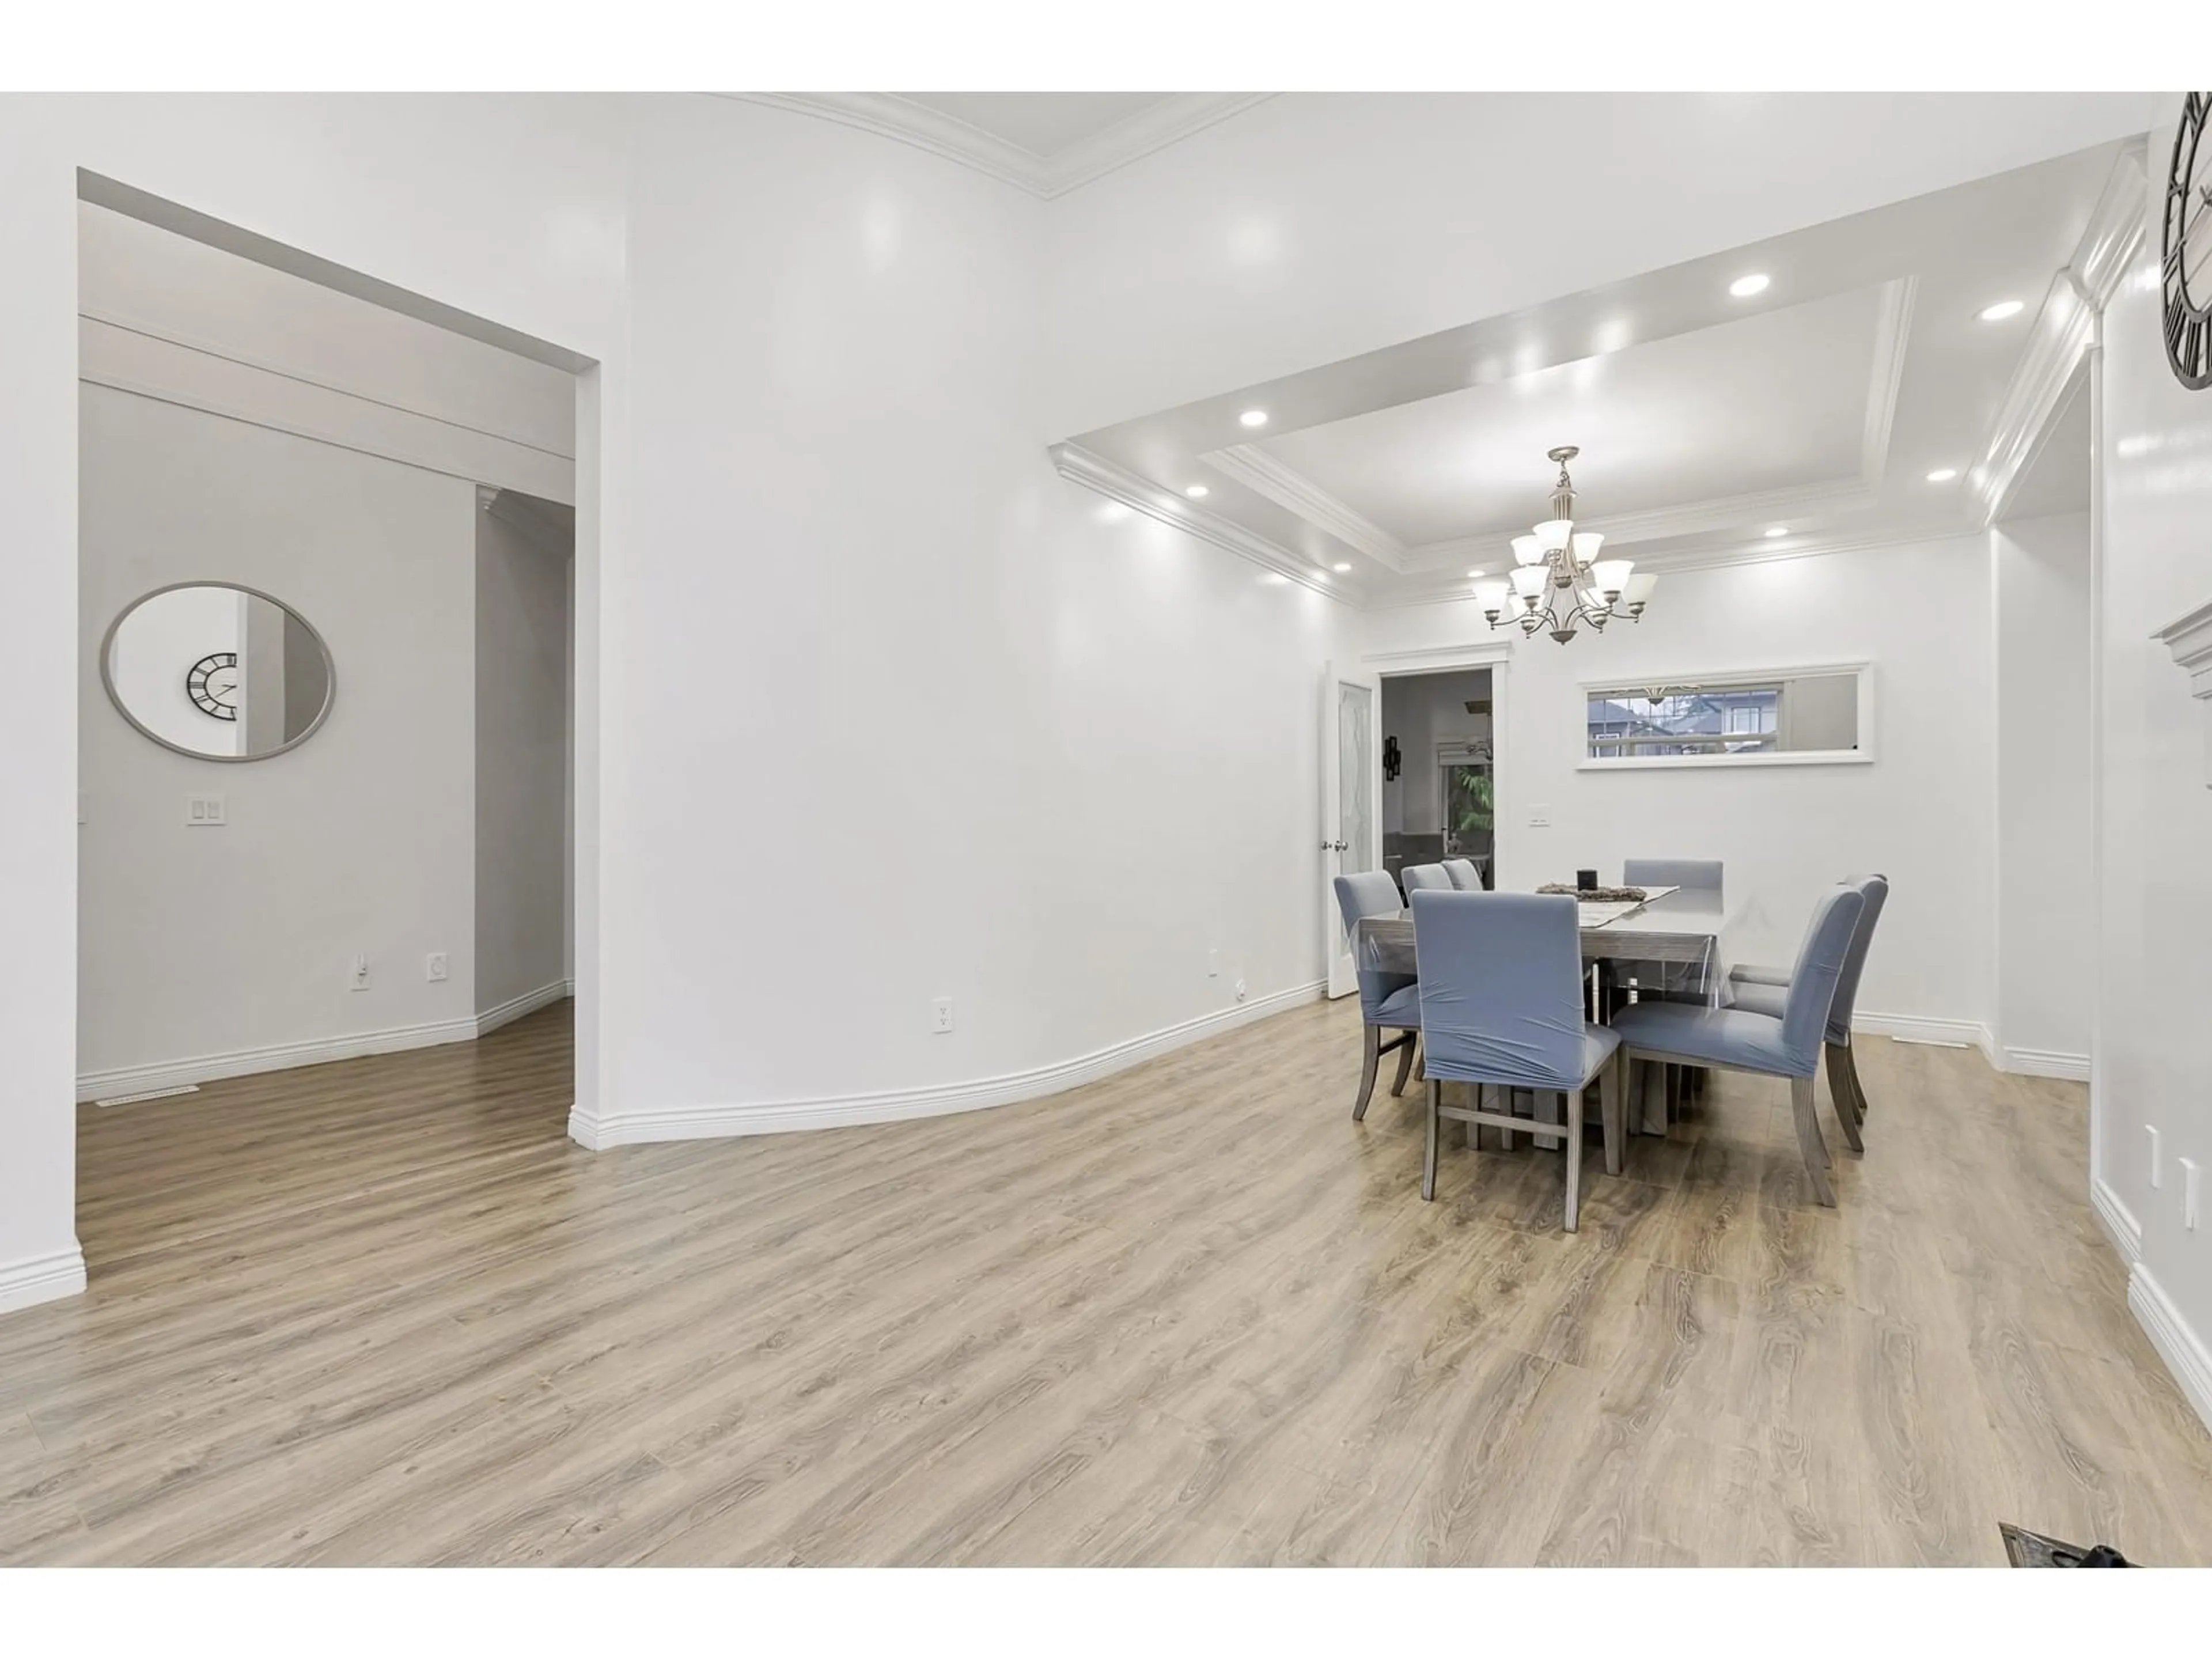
[1979,141,2147,525]
[2154,597,2212,785]
[707,92,1274,200]
[1860,276,1916,484]
[1365,520,1982,611]
[571,978,1323,1148]
[485,487,575,550]
[1399,475,1881,574]
[1199,442,1410,569]
[0,1245,86,1316]
[1049,442,1346,600]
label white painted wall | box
[78,384,478,1083]
[1362,538,1997,1039]
[476,502,571,1018]
[601,96,1354,1132]
[1991,511,2092,1073]
[2098,96,2212,1405]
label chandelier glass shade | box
[1474,447,1657,644]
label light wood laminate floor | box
[3,998,2208,1566]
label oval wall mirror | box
[101,582,336,762]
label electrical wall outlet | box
[1233,978,1248,1003]
[931,998,955,1034]
[1207,948,1221,979]
[425,952,449,983]
[350,953,372,991]
[185,795,226,827]
[2183,1157,2202,1232]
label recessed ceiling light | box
[1239,410,1269,428]
[1764,526,1789,538]
[1332,562,1352,572]
[1926,467,1959,483]
[1978,300,2025,323]
[1184,484,1209,498]
[1465,568,1487,578]
[1729,273,1770,298]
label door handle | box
[1321,839,1348,852]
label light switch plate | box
[1527,803,1552,827]
[185,795,226,827]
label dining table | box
[1352,883,1741,1134]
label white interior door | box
[1321,660,1385,998]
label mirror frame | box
[1575,659,1874,771]
[99,579,338,764]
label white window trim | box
[1576,659,1876,771]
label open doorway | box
[72,186,589,1157]
[1380,668,1496,891]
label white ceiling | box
[1059,139,2128,605]
[893,93,1179,160]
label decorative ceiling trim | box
[1049,442,1346,601]
[1399,475,1880,573]
[1860,276,1917,484]
[1181,273,1910,582]
[1198,442,1410,570]
[709,93,1275,199]
[1366,521,1984,612]
[1978,140,2147,525]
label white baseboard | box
[2001,1046,2092,1082]
[2093,1176,2143,1263]
[1852,1011,1993,1054]
[2129,1261,2212,1435]
[476,979,571,1038]
[76,1013,479,1102]
[0,1244,87,1316]
[571,979,1327,1150]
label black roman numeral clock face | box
[2164,93,2212,390]
[187,652,240,720]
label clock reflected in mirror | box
[100,582,335,763]
[2163,92,2212,391]
[187,652,240,721]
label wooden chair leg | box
[1824,1043,1863,1154]
[1422,1079,1441,1201]
[1389,1031,1418,1096]
[1600,1050,1625,1176]
[1353,1023,1381,1122]
[1840,1037,1870,1124]
[1790,1073,1836,1207]
[1563,1087,1586,1232]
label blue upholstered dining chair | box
[1729,876,1889,1147]
[1610,884,1865,1207]
[1400,863,1454,895]
[1442,857,1484,891]
[1410,891,1625,1233]
[1622,858,1723,893]
[1332,872,1421,1121]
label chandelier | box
[1474,446,1657,645]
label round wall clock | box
[2163,92,2212,390]
[187,651,240,721]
